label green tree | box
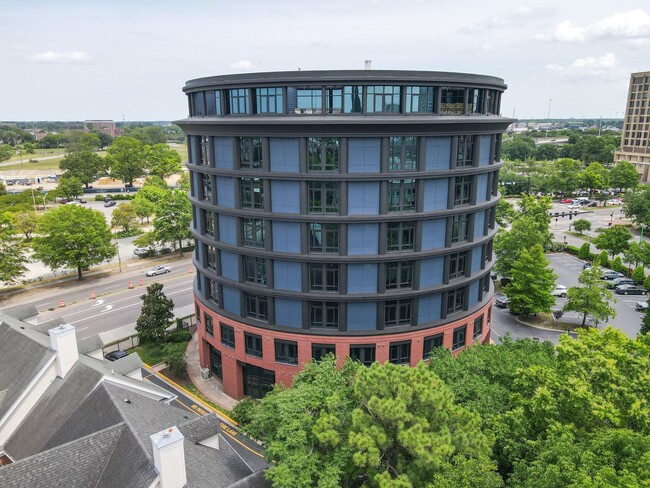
[0,180,6,196]
[577,242,590,259]
[32,205,115,280]
[579,162,609,197]
[56,176,83,200]
[563,265,616,327]
[549,159,584,195]
[624,241,650,269]
[132,195,155,223]
[632,266,645,284]
[10,210,40,239]
[534,144,559,161]
[59,151,106,188]
[573,219,591,235]
[153,189,192,255]
[111,202,138,233]
[0,144,13,162]
[640,300,650,335]
[145,143,182,178]
[133,230,159,251]
[68,132,102,152]
[0,214,29,284]
[162,343,187,377]
[89,130,113,149]
[350,362,501,488]
[624,185,650,226]
[38,134,62,149]
[597,250,610,268]
[177,172,190,192]
[592,225,632,258]
[136,282,174,343]
[127,125,167,145]
[105,136,145,186]
[609,160,640,191]
[502,136,536,161]
[504,244,557,316]
[495,195,516,227]
[138,177,170,206]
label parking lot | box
[547,253,644,338]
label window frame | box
[204,314,214,337]
[449,252,467,280]
[386,221,415,252]
[228,88,250,115]
[451,214,470,244]
[203,210,215,238]
[388,136,418,171]
[440,87,465,115]
[385,261,413,290]
[244,255,267,286]
[405,86,436,113]
[388,179,416,212]
[308,182,340,214]
[220,323,235,349]
[389,340,411,365]
[207,279,218,305]
[296,88,323,114]
[239,137,263,170]
[241,177,265,210]
[365,85,401,113]
[242,218,266,248]
[274,339,298,365]
[309,301,339,329]
[454,175,472,206]
[309,223,339,253]
[456,135,474,167]
[349,344,376,366]
[446,288,465,315]
[309,263,339,292]
[201,173,213,201]
[423,334,444,359]
[245,293,269,322]
[312,343,336,361]
[473,315,484,339]
[244,332,263,358]
[206,245,218,271]
[384,299,412,327]
[452,325,467,351]
[255,87,284,114]
[307,137,341,172]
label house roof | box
[107,353,143,375]
[77,334,104,354]
[0,320,55,422]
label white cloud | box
[26,51,92,63]
[546,52,622,80]
[625,38,650,49]
[460,5,552,34]
[538,9,650,43]
[229,60,253,70]
[481,43,495,51]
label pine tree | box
[136,283,175,342]
[504,244,557,316]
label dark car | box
[607,277,636,289]
[495,294,510,308]
[601,270,624,280]
[615,284,648,295]
[104,200,117,207]
[583,262,592,269]
[104,350,129,361]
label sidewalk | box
[185,331,238,411]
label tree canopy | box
[105,136,145,186]
[592,225,632,257]
[32,205,115,279]
[0,213,29,284]
[609,160,640,190]
[136,282,174,342]
[59,151,106,188]
[504,244,557,316]
[153,189,192,255]
[145,143,182,178]
[563,264,616,327]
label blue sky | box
[1,0,649,121]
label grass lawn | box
[1,150,106,172]
[566,231,592,242]
[4,148,66,162]
[131,340,187,366]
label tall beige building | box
[615,71,650,182]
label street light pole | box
[114,239,122,273]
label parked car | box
[79,198,87,203]
[494,294,510,308]
[133,247,152,256]
[104,350,129,361]
[551,285,568,297]
[583,262,592,269]
[586,200,599,207]
[104,200,117,207]
[615,284,648,295]
[146,265,171,276]
[66,201,81,206]
[567,203,582,209]
[560,198,573,204]
[607,277,636,289]
[635,301,649,311]
[608,199,623,205]
[601,270,625,280]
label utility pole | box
[545,98,552,140]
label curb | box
[514,315,580,335]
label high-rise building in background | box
[615,71,650,181]
[177,70,510,399]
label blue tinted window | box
[366,86,400,113]
[296,89,323,114]
[255,87,284,114]
[343,86,363,113]
[229,88,250,115]
[405,86,435,113]
[205,90,221,116]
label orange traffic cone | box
[59,300,65,308]
[188,266,193,273]
[128,282,133,289]
[139,278,144,285]
[90,292,96,300]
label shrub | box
[643,274,650,289]
[162,342,187,378]
[578,242,590,259]
[231,396,259,426]
[545,241,565,252]
[597,251,610,268]
[611,256,627,275]
[632,266,645,284]
[566,245,580,256]
[166,330,192,343]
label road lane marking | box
[35,302,50,307]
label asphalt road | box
[141,368,267,470]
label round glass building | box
[177,70,510,399]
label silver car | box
[146,265,171,276]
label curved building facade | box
[177,70,510,399]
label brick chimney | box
[150,426,187,488]
[48,324,79,379]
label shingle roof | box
[31,316,65,334]
[77,334,104,354]
[1,304,38,321]
[0,321,55,422]
[107,352,143,375]
[4,362,103,460]
[0,423,156,488]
